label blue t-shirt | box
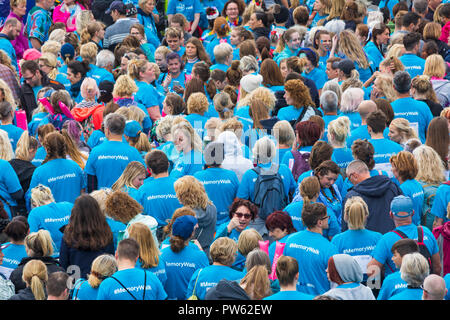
[371,224,439,277]
[283,200,340,240]
[302,66,327,90]
[27,158,85,205]
[346,125,390,148]
[169,149,204,180]
[284,230,338,295]
[277,105,311,122]
[364,41,384,71]
[263,290,315,300]
[340,112,361,131]
[84,140,145,189]
[136,258,168,287]
[377,271,407,300]
[86,130,107,149]
[399,53,425,80]
[430,183,450,222]
[0,160,22,219]
[160,242,209,300]
[134,80,161,110]
[331,147,354,172]
[236,163,297,202]
[136,176,182,227]
[27,201,74,256]
[399,179,424,226]
[0,243,27,279]
[391,97,433,143]
[166,0,203,22]
[31,146,47,167]
[186,265,244,300]
[1,124,24,151]
[72,278,100,300]
[185,113,209,140]
[96,268,167,300]
[368,138,403,176]
[194,167,239,227]
[389,287,424,300]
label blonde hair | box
[412,145,446,185]
[41,40,62,58]
[299,176,321,203]
[76,10,94,33]
[237,229,263,257]
[375,73,397,102]
[213,92,234,120]
[39,52,58,79]
[205,117,222,141]
[344,196,369,230]
[272,120,295,147]
[0,79,16,106]
[209,237,238,266]
[386,43,405,59]
[411,75,440,104]
[113,75,138,98]
[327,116,350,147]
[338,30,370,69]
[87,254,117,288]
[49,28,67,45]
[174,175,211,210]
[111,161,147,192]
[238,85,276,110]
[30,184,55,208]
[128,222,160,269]
[171,120,203,152]
[25,230,54,257]
[424,54,447,79]
[22,260,48,300]
[187,92,209,115]
[80,77,99,100]
[240,265,272,300]
[390,118,418,142]
[90,188,113,216]
[340,87,364,113]
[155,115,175,141]
[15,130,38,161]
[127,58,149,81]
[61,129,88,169]
[0,129,13,161]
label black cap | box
[98,80,114,103]
[336,59,355,75]
[106,1,126,15]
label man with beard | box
[0,17,21,72]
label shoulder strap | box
[72,279,88,300]
[392,229,408,239]
[142,269,147,300]
[417,226,424,244]
[110,276,138,300]
[191,268,203,296]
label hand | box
[227,217,240,233]
[173,85,184,94]
[331,34,338,49]
[163,74,172,89]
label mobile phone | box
[173,80,180,87]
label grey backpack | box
[0,273,15,300]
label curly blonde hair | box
[174,175,211,210]
[113,75,138,98]
[187,92,209,115]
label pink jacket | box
[6,11,28,60]
[52,2,86,32]
[440,21,450,44]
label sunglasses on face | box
[234,212,252,219]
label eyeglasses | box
[319,215,329,221]
[234,212,252,219]
[420,284,429,294]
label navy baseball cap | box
[390,195,414,218]
[172,215,198,240]
[106,1,126,14]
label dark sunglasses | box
[234,212,252,219]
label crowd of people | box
[0,0,449,302]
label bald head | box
[422,274,447,300]
[357,100,377,120]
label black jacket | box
[19,72,65,123]
[8,287,39,300]
[342,175,402,234]
[205,279,251,300]
[9,256,65,293]
[252,27,271,40]
[9,159,36,216]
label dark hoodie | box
[204,279,251,300]
[252,27,271,41]
[342,175,402,234]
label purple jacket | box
[6,11,28,60]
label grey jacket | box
[193,203,217,261]
[432,79,450,109]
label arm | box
[29,38,42,50]
[431,253,441,275]
[189,13,200,35]
[366,258,384,278]
[146,106,161,122]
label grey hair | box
[239,55,259,74]
[400,252,430,287]
[340,87,365,113]
[96,50,115,69]
[104,113,126,135]
[214,42,233,64]
[346,160,369,175]
[320,90,339,113]
[252,136,276,164]
[324,19,346,36]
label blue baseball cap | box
[106,0,126,15]
[172,215,198,240]
[124,120,142,138]
[390,195,414,217]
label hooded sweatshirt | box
[193,203,217,261]
[204,279,251,300]
[432,221,450,276]
[343,175,402,234]
[216,131,254,182]
[324,254,375,300]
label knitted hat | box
[240,73,263,94]
[206,6,219,20]
[23,48,42,60]
[172,215,198,240]
[60,43,75,61]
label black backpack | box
[391,226,434,272]
[252,164,288,221]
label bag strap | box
[142,269,147,300]
[72,279,87,300]
[391,229,408,239]
[191,268,203,297]
[417,226,424,245]
[110,276,138,300]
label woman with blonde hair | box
[388,118,419,147]
[9,229,65,293]
[111,161,147,201]
[240,264,272,300]
[213,91,235,120]
[412,145,447,230]
[331,196,382,279]
[0,129,14,161]
[272,120,295,163]
[371,73,397,102]
[38,53,68,88]
[411,75,443,117]
[128,222,166,286]
[71,254,117,300]
[9,259,48,300]
[170,120,204,179]
[186,237,244,300]
[328,116,353,174]
[80,20,105,50]
[338,30,374,83]
[423,54,450,108]
[0,78,18,105]
[185,92,209,140]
